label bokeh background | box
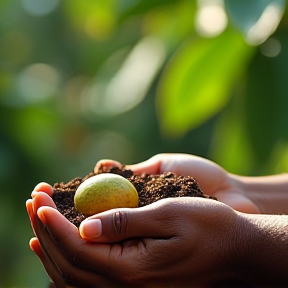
[1,0,288,287]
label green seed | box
[74,173,139,216]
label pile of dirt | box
[52,165,216,227]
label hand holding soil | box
[51,153,259,229]
[27,153,288,287]
[28,190,243,287]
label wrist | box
[231,212,288,285]
[228,173,288,214]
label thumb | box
[125,155,162,175]
[79,199,176,242]
[94,155,162,175]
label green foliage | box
[157,29,254,137]
[0,0,288,287]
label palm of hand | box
[118,153,261,214]
[28,191,239,287]
[162,154,261,214]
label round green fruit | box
[74,173,139,216]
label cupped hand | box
[95,154,260,213]
[28,187,245,287]
[27,185,128,288]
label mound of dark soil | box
[52,165,216,228]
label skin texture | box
[27,153,288,287]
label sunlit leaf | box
[157,29,254,138]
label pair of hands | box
[27,153,259,287]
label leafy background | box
[0,0,288,286]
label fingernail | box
[80,219,102,239]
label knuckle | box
[112,210,130,239]
[155,198,180,214]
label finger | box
[94,159,122,173]
[36,206,112,270]
[37,202,180,286]
[124,153,205,175]
[26,199,37,235]
[32,192,57,210]
[79,198,180,242]
[125,155,162,175]
[30,237,66,287]
[27,193,57,239]
[32,182,54,198]
[125,153,194,175]
[34,206,120,287]
[30,206,69,287]
[26,199,34,221]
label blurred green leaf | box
[224,0,286,33]
[118,0,176,22]
[8,107,62,161]
[244,29,288,168]
[63,0,117,40]
[144,1,198,53]
[157,29,254,138]
[210,92,255,175]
